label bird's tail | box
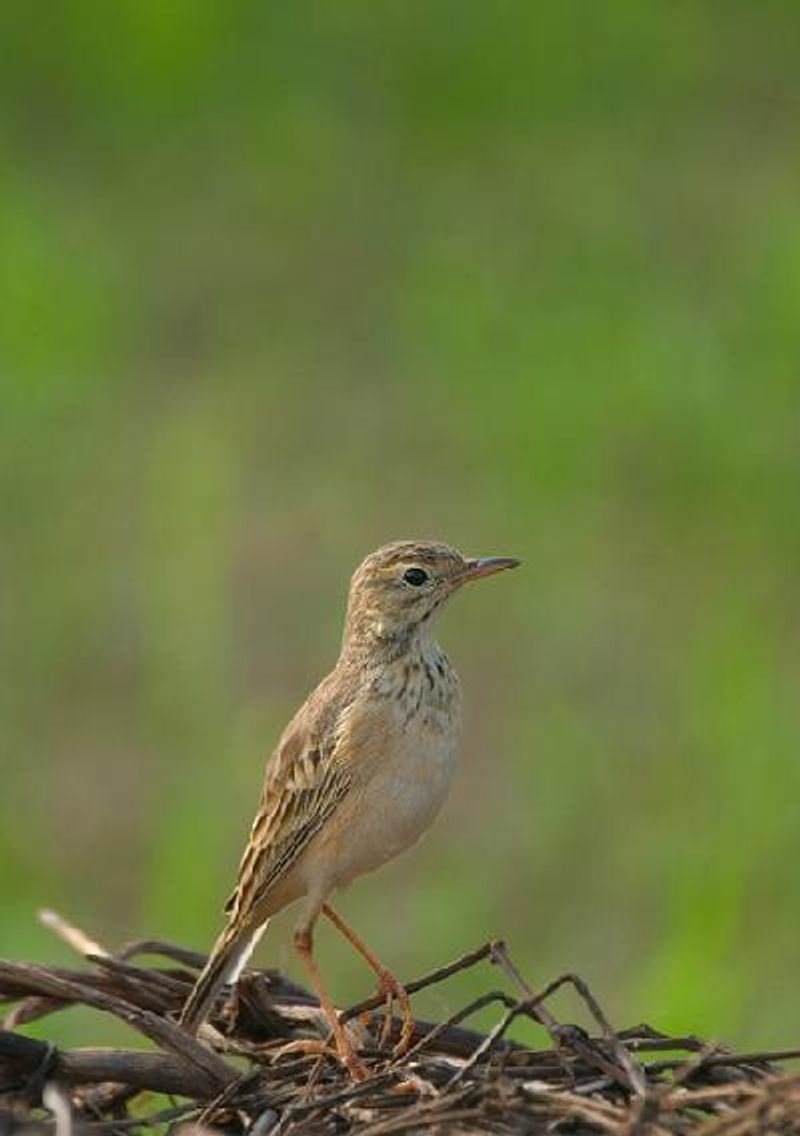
[179,920,268,1033]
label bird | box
[179,539,520,1077]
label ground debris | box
[1,914,798,1135]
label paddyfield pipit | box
[180,540,519,1077]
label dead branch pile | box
[1,913,799,1135]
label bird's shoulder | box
[262,662,376,791]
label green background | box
[2,4,798,1051]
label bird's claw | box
[273,1036,368,1081]
[375,971,415,1057]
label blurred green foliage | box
[2,3,799,1052]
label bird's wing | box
[224,691,356,927]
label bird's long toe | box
[374,971,415,1057]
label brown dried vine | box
[1,911,799,1134]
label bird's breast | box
[328,650,462,888]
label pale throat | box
[358,609,459,717]
[344,600,446,663]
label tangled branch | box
[1,911,799,1134]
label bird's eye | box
[403,567,429,587]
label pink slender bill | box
[458,556,521,583]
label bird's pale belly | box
[328,718,460,890]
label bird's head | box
[342,540,520,655]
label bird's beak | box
[456,556,521,585]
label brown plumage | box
[179,540,519,1077]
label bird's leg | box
[322,903,414,1057]
[293,927,367,1081]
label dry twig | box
[1,914,798,1135]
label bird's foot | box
[375,970,415,1058]
[329,1021,369,1081]
[273,1035,368,1081]
[271,1037,337,1061]
[339,1045,369,1082]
